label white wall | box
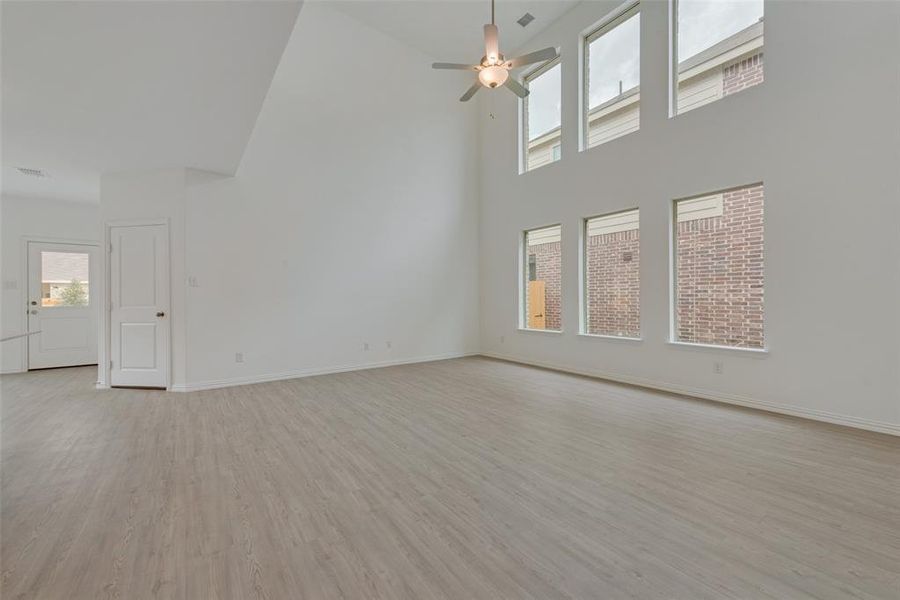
[178,4,480,388]
[0,194,100,373]
[478,0,900,433]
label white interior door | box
[27,242,99,370]
[109,224,169,388]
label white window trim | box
[667,341,769,356]
[578,333,643,342]
[667,0,679,118]
[520,56,562,174]
[580,0,640,152]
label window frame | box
[520,224,563,332]
[580,208,642,340]
[39,250,92,308]
[520,56,562,174]
[580,0,641,152]
[669,183,767,352]
[668,0,765,118]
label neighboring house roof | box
[530,126,562,148]
[589,86,639,118]
[527,226,562,247]
[680,18,764,73]
[588,209,639,236]
[41,252,89,283]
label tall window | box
[583,3,640,149]
[673,184,764,348]
[673,0,764,115]
[522,60,561,172]
[583,210,640,337]
[523,225,562,331]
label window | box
[673,0,764,115]
[673,183,764,348]
[522,225,562,331]
[583,209,640,337]
[583,3,640,149]
[40,251,90,307]
[522,60,561,172]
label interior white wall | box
[179,4,480,388]
[0,194,100,373]
[99,168,189,388]
[478,0,900,432]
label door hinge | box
[110,360,113,369]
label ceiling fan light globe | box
[478,65,508,89]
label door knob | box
[156,311,165,317]
[30,300,37,306]
[30,310,38,315]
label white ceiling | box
[329,0,579,64]
[1,0,302,203]
[1,0,576,204]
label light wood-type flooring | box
[2,357,898,599]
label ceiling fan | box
[432,0,559,102]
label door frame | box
[20,235,100,373]
[100,218,171,390]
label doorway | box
[27,241,99,369]
[108,223,170,388]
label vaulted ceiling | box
[330,0,578,63]
[1,0,302,202]
[1,0,576,204]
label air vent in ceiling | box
[517,12,535,27]
[16,167,48,178]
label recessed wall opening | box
[582,2,641,149]
[673,183,765,349]
[582,209,640,338]
[521,59,562,173]
[522,224,562,331]
[672,0,764,116]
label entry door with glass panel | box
[109,223,169,388]
[27,242,99,369]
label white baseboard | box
[481,352,900,437]
[0,369,26,375]
[170,351,478,393]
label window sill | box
[667,341,768,356]
[518,328,563,335]
[578,333,642,342]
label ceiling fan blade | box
[504,78,529,99]
[506,47,559,69]
[433,62,478,71]
[484,24,499,64]
[460,82,481,102]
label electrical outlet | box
[363,342,370,351]
[235,352,244,363]
[500,335,505,344]
[385,341,392,349]
[713,361,724,374]
[188,276,199,287]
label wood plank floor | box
[2,357,898,599]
